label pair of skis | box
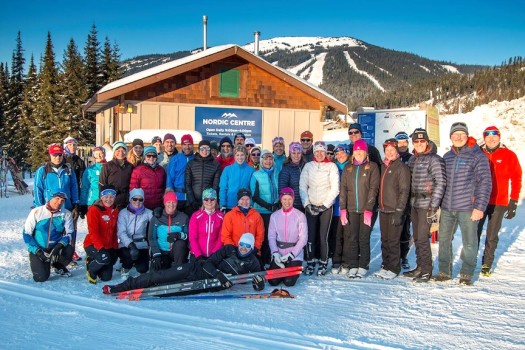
[112,266,302,301]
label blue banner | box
[195,107,263,143]
[357,113,376,146]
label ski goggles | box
[239,241,252,249]
[395,133,409,141]
[483,130,500,137]
[100,188,117,197]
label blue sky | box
[1,0,524,69]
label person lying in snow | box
[102,233,264,295]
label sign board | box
[195,107,262,143]
[358,110,428,157]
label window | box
[219,68,240,97]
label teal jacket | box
[80,163,104,205]
[250,167,279,214]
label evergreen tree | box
[59,38,90,144]
[84,23,101,97]
[3,32,25,161]
[19,55,38,168]
[0,63,9,147]
[101,36,122,85]
[29,32,60,169]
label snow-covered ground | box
[1,97,525,349]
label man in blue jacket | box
[433,122,492,285]
[166,134,195,215]
[23,191,75,281]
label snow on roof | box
[123,129,202,144]
[96,44,346,112]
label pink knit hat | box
[353,139,368,153]
[164,191,178,204]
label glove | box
[150,256,162,271]
[71,205,79,220]
[252,275,265,291]
[128,243,139,261]
[272,253,285,268]
[364,210,373,227]
[167,232,184,243]
[49,243,64,264]
[305,204,319,216]
[280,252,295,264]
[216,272,233,288]
[317,205,328,213]
[78,205,88,219]
[340,209,348,226]
[220,207,227,213]
[153,207,163,218]
[427,207,439,225]
[35,248,49,263]
[504,199,518,219]
[391,210,404,226]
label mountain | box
[120,36,486,109]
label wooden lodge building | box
[83,44,348,149]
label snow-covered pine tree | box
[0,63,9,148]
[19,56,38,169]
[84,23,101,98]
[101,36,122,86]
[29,32,60,170]
[59,38,90,145]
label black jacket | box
[278,159,305,210]
[340,161,380,213]
[99,160,134,209]
[185,153,222,206]
[379,158,411,213]
[64,154,86,194]
[202,244,262,277]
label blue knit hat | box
[129,188,144,201]
[112,141,128,152]
[143,146,157,156]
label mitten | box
[272,252,284,268]
[216,272,233,288]
[252,275,265,291]
[280,252,295,263]
[49,243,64,264]
[504,199,518,219]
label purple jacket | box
[189,209,224,258]
[268,208,308,261]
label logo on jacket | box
[102,215,110,222]
[496,159,502,163]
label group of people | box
[22,121,521,295]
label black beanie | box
[237,188,252,200]
[199,140,211,148]
[220,137,233,147]
[132,138,144,147]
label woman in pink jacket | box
[188,188,224,260]
[268,187,308,286]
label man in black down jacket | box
[185,140,222,215]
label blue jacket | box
[273,153,287,177]
[23,206,74,254]
[250,167,279,214]
[442,137,492,212]
[80,163,103,205]
[148,210,189,255]
[278,160,305,210]
[219,162,255,209]
[33,162,79,210]
[333,160,349,216]
[166,152,195,200]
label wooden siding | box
[122,57,324,111]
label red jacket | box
[216,155,234,170]
[129,163,166,210]
[84,203,119,250]
[221,206,264,250]
[482,144,522,206]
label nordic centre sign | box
[195,107,262,143]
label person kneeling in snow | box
[23,191,75,281]
[103,233,264,294]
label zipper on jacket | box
[379,163,390,211]
[355,166,360,211]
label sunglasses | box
[484,130,500,137]
[273,137,284,143]
[348,130,361,135]
[251,153,261,156]
[300,138,311,142]
[203,198,216,202]
[413,139,427,144]
[221,144,232,148]
[199,146,211,151]
[146,154,157,158]
[51,154,63,157]
[246,144,255,148]
[239,242,252,249]
[327,152,334,155]
[383,141,398,148]
[131,197,144,202]
[280,191,294,197]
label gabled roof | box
[84,44,348,114]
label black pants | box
[119,247,150,273]
[379,212,403,274]
[328,215,340,260]
[85,245,118,282]
[477,205,506,268]
[333,219,350,267]
[346,212,373,269]
[110,259,207,293]
[305,207,333,263]
[268,260,303,287]
[260,213,272,265]
[29,245,74,282]
[400,212,411,260]
[411,207,433,274]
[157,240,189,270]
